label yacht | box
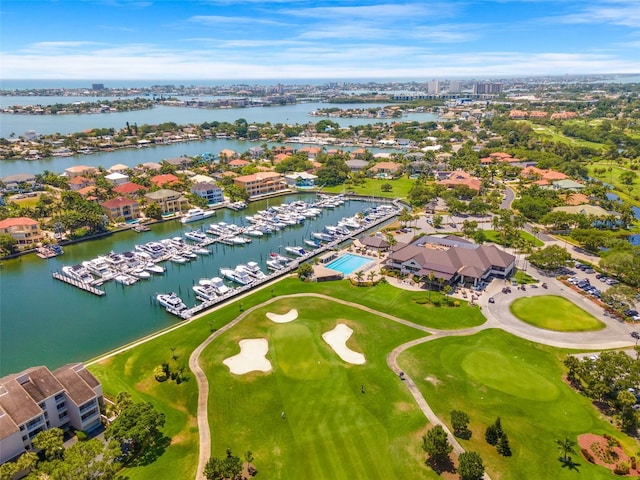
[170,255,188,264]
[62,264,94,283]
[192,246,211,255]
[285,246,307,257]
[144,262,165,274]
[136,242,165,258]
[238,261,267,280]
[220,267,253,285]
[199,276,231,295]
[304,239,321,248]
[114,273,138,285]
[156,292,187,311]
[266,259,286,271]
[131,268,151,279]
[312,232,334,242]
[193,285,217,301]
[181,207,215,224]
[82,257,115,279]
[184,230,209,242]
[269,252,290,263]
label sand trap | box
[223,338,272,375]
[266,309,298,323]
[322,323,365,365]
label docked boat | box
[269,252,290,263]
[114,273,138,285]
[304,239,321,248]
[82,257,115,279]
[62,265,94,283]
[135,242,165,258]
[244,228,264,237]
[131,268,151,279]
[266,259,286,271]
[170,255,188,264]
[144,262,165,274]
[156,292,187,311]
[193,246,211,255]
[193,284,218,301]
[184,230,209,242]
[285,246,307,257]
[312,231,334,242]
[181,207,215,224]
[220,267,253,285]
[199,276,231,295]
[238,261,267,280]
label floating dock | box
[52,272,106,296]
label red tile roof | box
[101,197,139,208]
[150,173,180,187]
[113,182,148,195]
[0,217,38,228]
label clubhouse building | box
[385,235,516,288]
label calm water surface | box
[0,195,380,375]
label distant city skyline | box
[1,0,639,80]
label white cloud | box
[552,2,640,28]
[188,15,285,26]
[281,3,456,20]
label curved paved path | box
[188,281,638,480]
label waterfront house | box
[107,163,130,174]
[219,149,239,161]
[386,235,515,288]
[64,165,96,179]
[345,159,369,172]
[367,161,403,178]
[1,173,37,192]
[0,217,42,248]
[0,363,103,464]
[113,182,148,196]
[284,172,318,188]
[145,189,189,214]
[228,159,252,169]
[191,181,224,205]
[135,162,162,173]
[104,172,129,186]
[520,166,568,185]
[248,146,265,159]
[233,172,287,198]
[163,156,193,169]
[298,146,322,159]
[68,176,96,191]
[150,173,180,188]
[100,197,141,221]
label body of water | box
[0,195,382,375]
[0,102,438,139]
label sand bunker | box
[223,338,272,375]
[266,309,298,323]
[322,323,366,365]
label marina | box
[0,193,398,375]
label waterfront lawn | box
[588,162,640,203]
[399,329,635,480]
[200,297,431,480]
[509,295,605,332]
[483,229,544,247]
[322,177,415,199]
[286,279,486,330]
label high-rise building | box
[427,80,440,94]
[473,82,503,95]
[91,83,105,90]
[448,80,462,93]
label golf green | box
[201,297,432,480]
[509,295,605,331]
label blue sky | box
[1,0,639,80]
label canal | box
[0,194,381,375]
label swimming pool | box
[325,253,373,275]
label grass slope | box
[322,177,415,199]
[201,297,431,479]
[510,295,605,332]
[399,329,635,480]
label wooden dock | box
[52,272,106,296]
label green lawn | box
[509,295,605,331]
[200,297,432,479]
[523,121,606,151]
[322,177,415,199]
[88,277,483,479]
[483,229,544,247]
[399,329,636,480]
[588,162,640,203]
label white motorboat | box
[220,267,253,285]
[244,228,264,237]
[82,257,114,278]
[193,284,217,301]
[114,273,138,285]
[144,262,165,274]
[312,232,334,242]
[199,276,231,295]
[304,239,321,248]
[135,242,165,258]
[170,255,188,264]
[285,246,307,257]
[193,247,211,255]
[62,265,94,283]
[184,230,209,242]
[238,261,267,280]
[181,250,197,259]
[266,259,285,271]
[156,292,187,311]
[269,252,290,263]
[181,207,215,224]
[132,268,151,279]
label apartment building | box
[0,364,103,464]
[144,189,189,214]
[233,172,286,198]
[0,217,42,247]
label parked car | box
[488,297,495,303]
[606,279,620,285]
[584,268,596,274]
[631,331,640,339]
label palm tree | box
[354,271,365,284]
[427,271,435,302]
[555,437,576,462]
[367,270,377,284]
